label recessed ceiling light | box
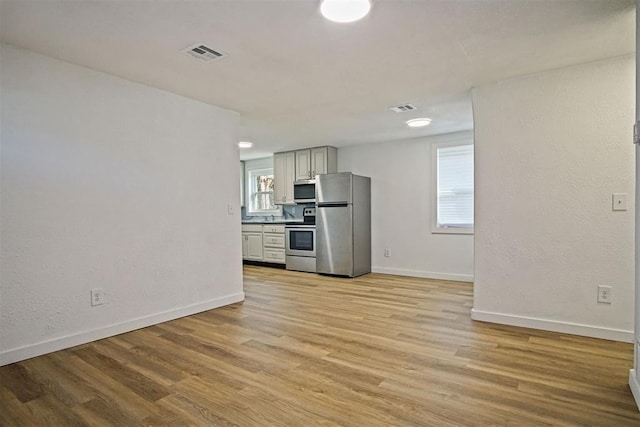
[238,141,253,148]
[320,0,371,23]
[406,118,432,128]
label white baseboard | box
[471,308,634,343]
[372,266,473,283]
[0,292,245,366]
[630,370,640,411]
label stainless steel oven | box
[285,222,316,272]
[285,225,316,257]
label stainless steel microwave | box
[293,179,316,203]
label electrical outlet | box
[384,248,391,258]
[597,285,612,304]
[612,193,628,211]
[91,288,104,306]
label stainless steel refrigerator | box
[316,172,371,277]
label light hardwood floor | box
[1,265,639,426]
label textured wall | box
[472,55,635,341]
[338,131,474,282]
[633,0,640,397]
[0,45,244,364]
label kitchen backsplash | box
[241,204,304,222]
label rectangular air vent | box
[182,43,224,62]
[389,104,417,113]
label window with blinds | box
[247,168,280,215]
[432,141,474,233]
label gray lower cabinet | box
[242,224,263,260]
[262,224,285,264]
[242,224,285,264]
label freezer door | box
[317,172,352,204]
[316,205,353,276]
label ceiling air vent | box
[389,104,417,113]
[182,43,224,62]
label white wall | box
[472,55,635,342]
[630,0,640,409]
[0,45,244,365]
[338,131,474,282]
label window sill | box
[246,212,282,217]
[246,207,283,217]
[431,226,474,235]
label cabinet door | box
[274,151,296,205]
[310,147,327,177]
[246,233,263,260]
[295,149,312,180]
[273,153,287,204]
[241,233,249,259]
[284,151,295,203]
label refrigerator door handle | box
[317,202,349,208]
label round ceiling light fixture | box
[320,0,371,23]
[238,141,253,148]
[406,118,432,128]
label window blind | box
[248,169,278,214]
[437,144,474,228]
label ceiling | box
[0,0,635,160]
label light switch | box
[227,204,235,215]
[612,193,628,211]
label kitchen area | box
[5,3,636,422]
[241,146,371,278]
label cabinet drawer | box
[242,224,263,232]
[263,248,285,263]
[263,225,285,234]
[263,233,285,248]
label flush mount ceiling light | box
[320,0,371,23]
[238,141,253,148]
[406,118,432,128]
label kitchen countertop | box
[242,220,303,225]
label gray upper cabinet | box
[275,146,337,205]
[295,146,337,181]
[295,149,312,181]
[274,151,295,204]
